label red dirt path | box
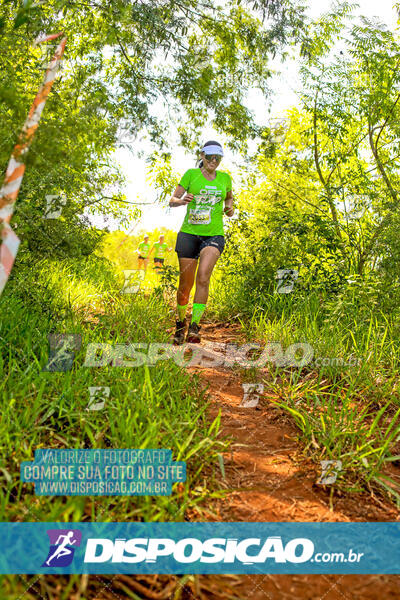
[189,322,400,599]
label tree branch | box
[313,91,343,241]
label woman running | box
[149,234,172,274]
[136,235,151,272]
[169,140,234,344]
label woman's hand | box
[181,193,193,204]
[224,206,234,217]
[169,186,193,207]
[170,194,193,207]
[224,190,234,217]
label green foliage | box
[214,11,400,313]
[147,152,180,204]
[153,263,179,304]
[4,0,400,545]
[0,0,307,267]
[0,253,225,526]
[206,8,400,501]
[300,15,400,276]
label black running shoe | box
[173,319,187,345]
[186,322,201,343]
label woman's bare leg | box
[177,257,198,307]
[193,246,221,304]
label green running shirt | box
[179,168,232,236]
[153,242,168,258]
[138,241,150,258]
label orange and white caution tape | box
[0,32,67,294]
[0,223,20,284]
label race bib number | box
[188,208,211,225]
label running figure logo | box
[42,529,82,567]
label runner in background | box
[136,235,151,272]
[169,140,234,344]
[150,234,172,274]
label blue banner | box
[0,522,400,574]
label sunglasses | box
[204,154,222,163]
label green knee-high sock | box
[191,303,206,324]
[177,304,188,322]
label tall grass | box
[0,254,224,526]
[211,267,400,503]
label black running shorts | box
[175,231,225,259]
[154,257,164,264]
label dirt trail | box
[189,322,400,599]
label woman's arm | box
[169,184,193,207]
[224,190,234,217]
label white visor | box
[202,144,224,156]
